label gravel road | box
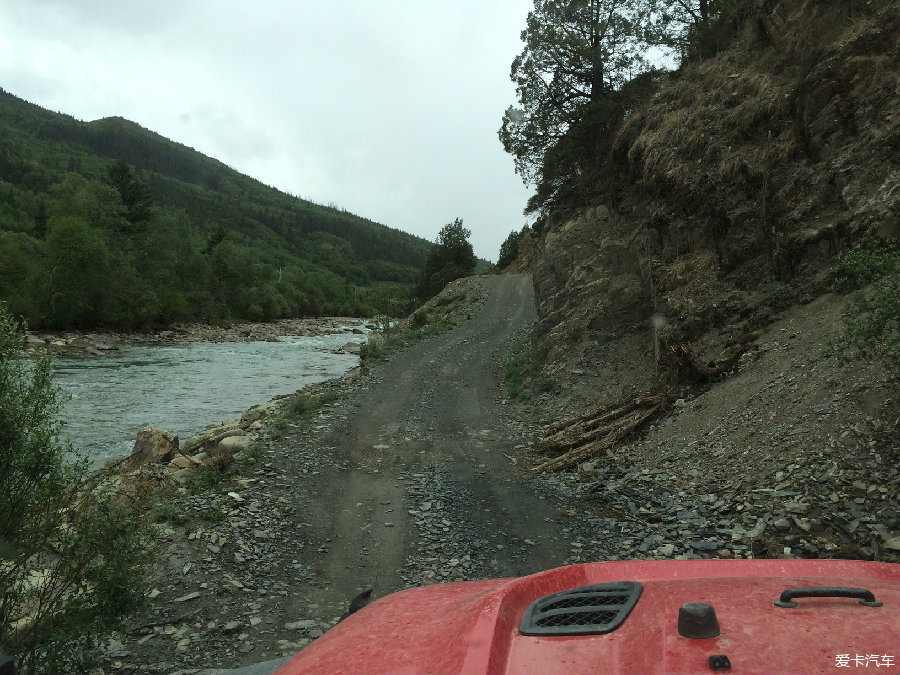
[114,274,598,674]
[107,274,900,675]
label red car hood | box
[275,559,900,675]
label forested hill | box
[0,87,432,329]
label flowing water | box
[52,332,363,468]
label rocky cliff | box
[524,0,900,406]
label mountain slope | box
[0,89,431,328]
[518,0,899,404]
[499,0,900,566]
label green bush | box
[504,331,533,403]
[188,468,227,495]
[282,390,341,419]
[0,304,153,674]
[833,237,900,380]
[497,229,524,269]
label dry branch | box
[530,392,671,475]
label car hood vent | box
[520,581,643,636]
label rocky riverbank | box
[25,317,372,357]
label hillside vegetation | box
[504,0,899,399]
[0,89,432,329]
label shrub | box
[833,237,900,380]
[497,229,524,269]
[504,331,533,403]
[188,468,226,495]
[282,390,341,419]
[0,304,153,674]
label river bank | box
[26,317,374,357]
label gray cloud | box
[1,0,535,260]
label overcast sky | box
[0,0,536,261]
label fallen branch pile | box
[529,392,671,475]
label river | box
[52,331,363,468]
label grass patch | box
[199,506,226,522]
[505,331,533,403]
[282,389,342,419]
[362,313,457,364]
[150,495,186,525]
[435,291,466,307]
[189,468,226,495]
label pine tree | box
[499,0,663,213]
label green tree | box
[44,216,111,327]
[417,218,477,300]
[657,0,759,59]
[499,0,662,213]
[497,228,526,269]
[0,306,152,673]
[106,159,153,231]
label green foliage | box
[504,331,534,403]
[361,314,457,364]
[282,389,342,419]
[672,0,764,60]
[199,506,226,522]
[0,305,153,673]
[497,228,525,269]
[150,495,185,525]
[499,0,766,217]
[499,0,663,190]
[833,237,900,379]
[0,88,432,329]
[188,468,226,495]
[106,158,153,230]
[417,219,477,301]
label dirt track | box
[108,273,900,675]
[304,273,573,597]
[119,274,584,673]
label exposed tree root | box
[668,341,755,383]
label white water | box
[52,332,362,467]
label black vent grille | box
[520,582,642,636]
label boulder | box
[240,399,283,427]
[206,435,250,467]
[220,435,250,452]
[170,468,194,485]
[168,454,201,470]
[182,423,241,454]
[342,341,363,354]
[123,426,179,470]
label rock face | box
[123,426,179,470]
[532,205,648,363]
[524,2,900,406]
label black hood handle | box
[774,586,883,608]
